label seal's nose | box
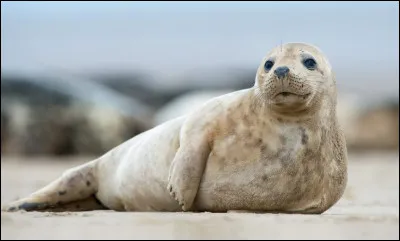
[274,66,290,79]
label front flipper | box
[167,99,222,211]
[168,138,210,211]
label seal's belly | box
[97,117,185,211]
[194,125,324,212]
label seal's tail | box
[2,159,107,212]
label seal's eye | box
[264,60,274,71]
[303,58,317,70]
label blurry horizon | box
[1,1,399,100]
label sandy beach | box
[1,152,399,240]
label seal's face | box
[256,43,334,111]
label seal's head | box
[255,43,336,113]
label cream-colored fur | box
[2,43,348,214]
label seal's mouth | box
[274,92,311,99]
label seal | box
[1,43,348,214]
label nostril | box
[274,66,290,78]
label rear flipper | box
[37,195,107,212]
[2,160,105,212]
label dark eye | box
[303,58,317,70]
[264,60,274,71]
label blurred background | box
[1,1,398,156]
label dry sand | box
[1,152,399,240]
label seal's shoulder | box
[181,89,251,132]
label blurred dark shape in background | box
[345,101,399,151]
[1,72,153,156]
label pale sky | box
[1,1,399,98]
